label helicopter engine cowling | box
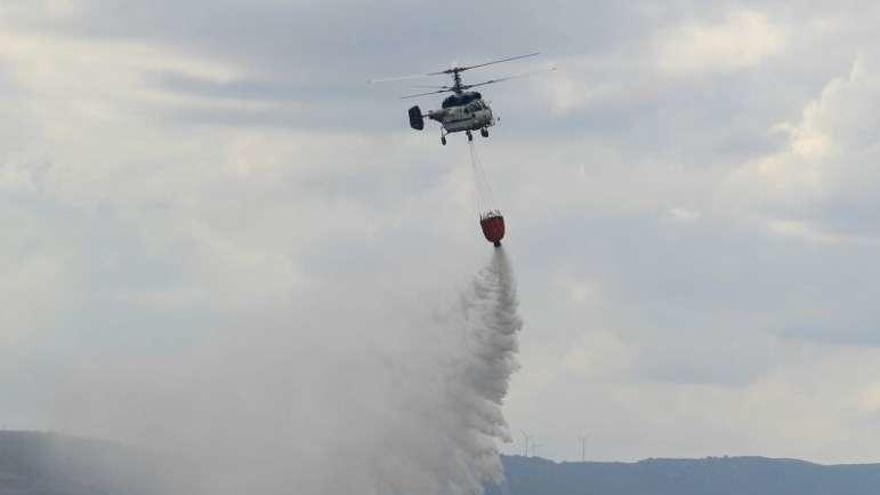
[408,106,424,130]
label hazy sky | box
[3,0,880,465]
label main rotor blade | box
[428,52,541,75]
[368,73,436,84]
[400,88,454,99]
[461,66,557,89]
[372,52,541,85]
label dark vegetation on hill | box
[488,454,880,495]
[0,431,195,495]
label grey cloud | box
[154,71,300,101]
[6,0,880,466]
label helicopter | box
[371,52,551,145]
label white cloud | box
[663,207,701,224]
[1,1,80,22]
[0,237,71,345]
[562,329,634,379]
[724,52,880,241]
[0,27,439,311]
[656,10,787,75]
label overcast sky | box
[3,0,880,465]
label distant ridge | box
[3,431,880,494]
[0,430,188,495]
[488,454,880,495]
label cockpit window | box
[441,92,483,109]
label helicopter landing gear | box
[441,135,447,146]
[466,130,474,142]
[480,128,489,138]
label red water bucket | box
[480,211,505,247]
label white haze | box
[50,250,522,495]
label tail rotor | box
[408,106,424,130]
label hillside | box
[3,431,880,494]
[490,454,880,495]
[0,431,192,495]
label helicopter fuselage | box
[428,92,494,134]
